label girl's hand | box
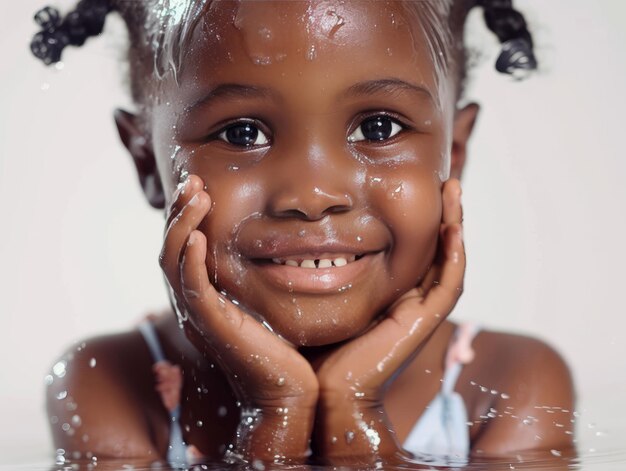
[159,175,319,463]
[312,178,465,464]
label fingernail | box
[188,193,200,207]
[187,232,196,246]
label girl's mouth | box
[269,254,364,268]
[249,251,383,294]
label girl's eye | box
[348,116,404,143]
[217,122,269,147]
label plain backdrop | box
[1,0,625,464]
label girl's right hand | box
[159,175,318,463]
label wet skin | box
[149,1,467,462]
[152,1,453,347]
[45,0,575,467]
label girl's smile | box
[151,1,451,345]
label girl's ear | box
[450,103,480,180]
[114,109,165,209]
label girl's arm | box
[161,175,318,464]
[468,334,576,459]
[45,333,162,462]
[312,179,465,465]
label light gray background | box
[1,0,625,464]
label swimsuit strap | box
[137,318,188,468]
[137,319,167,363]
[441,323,481,395]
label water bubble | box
[550,449,562,457]
[71,415,82,427]
[61,423,71,432]
[252,55,272,66]
[258,27,272,41]
[170,145,182,161]
[365,428,381,447]
[196,420,203,427]
[306,44,316,61]
[45,375,54,386]
[217,406,228,417]
[501,393,510,399]
[50,415,59,424]
[41,82,51,91]
[345,430,355,444]
[66,401,78,411]
[275,377,286,387]
[53,361,67,378]
[56,390,68,400]
[89,358,96,368]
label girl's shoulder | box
[459,326,575,454]
[45,325,168,459]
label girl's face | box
[150,1,453,346]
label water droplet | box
[53,361,67,378]
[345,430,355,444]
[275,377,286,387]
[71,415,82,427]
[217,406,228,417]
[258,27,272,41]
[196,420,203,427]
[306,44,316,61]
[89,358,96,368]
[550,449,562,457]
[56,390,68,400]
[45,375,54,386]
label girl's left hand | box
[312,178,466,463]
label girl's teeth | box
[271,256,361,268]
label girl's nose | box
[268,185,354,221]
[266,147,358,221]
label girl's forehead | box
[163,1,449,108]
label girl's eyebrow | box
[185,83,280,113]
[342,78,435,103]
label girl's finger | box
[164,175,205,228]
[180,230,312,394]
[422,223,465,316]
[159,190,211,290]
[442,178,463,226]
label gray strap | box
[137,319,189,468]
[441,324,481,394]
[137,319,167,363]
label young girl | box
[32,0,575,468]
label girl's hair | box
[30,0,537,105]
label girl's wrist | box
[314,394,402,464]
[230,400,317,464]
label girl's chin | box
[267,315,375,347]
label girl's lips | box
[249,251,383,294]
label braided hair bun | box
[31,0,112,65]
[479,0,538,76]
